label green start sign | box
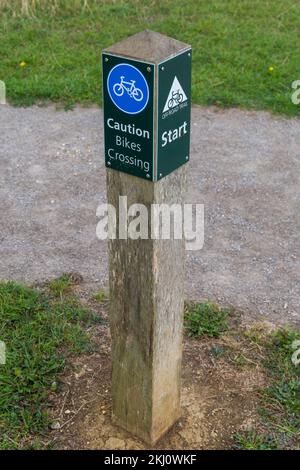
[102,48,191,181]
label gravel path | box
[0,104,299,326]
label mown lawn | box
[0,0,299,114]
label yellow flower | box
[19,61,27,68]
[268,66,274,73]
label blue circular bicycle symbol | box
[107,63,149,114]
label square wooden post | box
[103,30,191,444]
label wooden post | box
[103,31,191,444]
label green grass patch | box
[0,279,101,449]
[184,301,230,338]
[235,326,300,449]
[184,314,300,449]
[259,329,300,440]
[92,290,108,303]
[0,0,299,115]
[234,430,278,450]
[48,273,74,298]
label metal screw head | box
[107,161,111,165]
[159,173,163,178]
[186,156,189,160]
[161,66,164,71]
[188,52,191,57]
[146,174,150,178]
[147,66,151,72]
[105,57,109,62]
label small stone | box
[75,367,86,379]
[65,409,71,414]
[50,421,61,430]
[105,437,126,450]
[126,439,144,450]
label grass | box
[259,329,300,441]
[184,301,230,338]
[0,279,101,449]
[48,273,74,298]
[234,430,278,450]
[235,326,300,450]
[184,304,300,449]
[0,283,299,449]
[0,0,299,115]
[92,290,108,303]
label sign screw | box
[161,66,164,71]
[185,156,189,160]
[105,57,109,62]
[159,173,162,178]
[146,174,150,178]
[147,66,151,72]
[188,52,191,57]
[107,161,111,166]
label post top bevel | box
[103,30,191,64]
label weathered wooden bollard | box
[102,30,191,444]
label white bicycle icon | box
[113,76,144,101]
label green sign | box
[102,54,155,180]
[102,49,191,181]
[157,49,192,180]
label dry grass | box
[0,0,93,15]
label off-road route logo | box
[163,76,187,113]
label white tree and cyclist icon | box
[167,88,183,108]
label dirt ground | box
[0,104,299,327]
[47,296,268,450]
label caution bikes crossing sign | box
[102,47,191,181]
[103,54,154,180]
